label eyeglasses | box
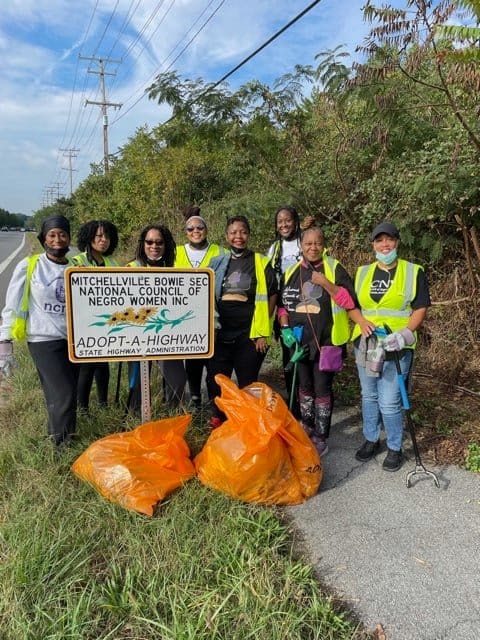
[186,225,206,232]
[145,240,164,246]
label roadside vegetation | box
[3,1,480,637]
[31,4,480,469]
[0,345,364,640]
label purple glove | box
[383,328,415,352]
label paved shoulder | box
[288,407,480,640]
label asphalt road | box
[0,231,27,306]
[288,407,480,640]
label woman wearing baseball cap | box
[349,221,431,471]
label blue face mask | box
[376,248,397,265]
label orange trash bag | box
[194,375,322,505]
[72,415,195,516]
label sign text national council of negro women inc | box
[65,267,215,363]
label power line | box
[107,0,176,98]
[122,0,168,60]
[161,0,325,127]
[104,0,142,61]
[111,0,226,125]
[91,0,121,59]
[46,0,101,203]
[112,0,324,128]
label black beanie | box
[37,215,71,245]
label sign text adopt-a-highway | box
[65,267,215,362]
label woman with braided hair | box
[267,206,306,417]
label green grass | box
[0,345,362,640]
[465,442,480,473]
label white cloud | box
[0,0,374,214]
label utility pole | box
[80,56,122,173]
[41,188,52,208]
[49,182,64,202]
[60,148,79,195]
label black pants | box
[127,360,187,412]
[185,357,208,399]
[77,362,110,409]
[206,334,267,420]
[28,340,79,446]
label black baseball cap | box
[370,222,400,241]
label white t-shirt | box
[267,238,302,275]
[184,244,209,268]
[0,253,70,342]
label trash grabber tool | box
[288,358,299,413]
[285,326,304,412]
[384,324,439,488]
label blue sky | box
[0,0,380,216]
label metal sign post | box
[140,361,151,423]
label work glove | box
[280,327,296,348]
[0,341,15,379]
[383,328,415,352]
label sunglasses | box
[145,240,164,246]
[186,225,206,232]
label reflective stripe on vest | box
[16,254,41,320]
[174,243,226,268]
[249,253,274,340]
[11,254,74,341]
[284,257,350,346]
[351,259,420,342]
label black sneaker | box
[383,448,403,472]
[355,439,380,462]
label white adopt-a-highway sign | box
[65,267,214,363]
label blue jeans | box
[355,348,413,452]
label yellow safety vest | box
[11,254,74,341]
[284,257,351,346]
[174,243,226,268]
[71,252,118,267]
[351,259,421,345]
[250,253,274,341]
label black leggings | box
[297,358,335,398]
[206,334,267,420]
[77,363,110,409]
